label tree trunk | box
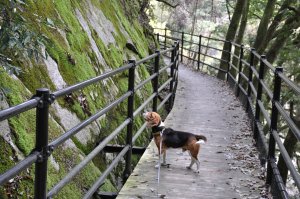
[188,0,199,58]
[217,0,246,80]
[253,0,277,51]
[277,103,300,184]
[230,0,250,76]
[257,0,296,54]
[265,13,300,64]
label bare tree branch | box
[156,0,180,8]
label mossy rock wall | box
[0,0,157,198]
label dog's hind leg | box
[186,151,195,169]
[194,158,200,173]
[189,143,201,173]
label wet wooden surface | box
[117,62,265,199]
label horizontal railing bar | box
[256,120,269,153]
[261,81,273,99]
[278,73,300,95]
[158,78,172,93]
[49,92,131,148]
[182,47,198,54]
[200,35,227,42]
[252,51,261,60]
[269,158,290,199]
[257,100,271,126]
[53,64,132,98]
[261,59,275,73]
[229,63,238,72]
[275,102,300,141]
[231,42,242,48]
[200,44,223,52]
[158,93,172,111]
[239,85,247,96]
[135,74,157,91]
[182,39,199,46]
[0,152,39,185]
[132,122,147,144]
[239,72,249,82]
[103,145,146,154]
[199,52,224,62]
[47,118,131,198]
[202,62,227,73]
[241,59,250,67]
[0,98,39,121]
[165,35,179,41]
[231,53,240,60]
[251,66,259,79]
[272,130,300,189]
[136,53,158,65]
[133,93,156,118]
[159,62,172,74]
[249,82,258,98]
[160,47,174,55]
[228,73,236,83]
[83,145,130,199]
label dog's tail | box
[195,135,207,144]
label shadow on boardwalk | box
[117,62,268,199]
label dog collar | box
[152,120,165,133]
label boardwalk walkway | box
[117,62,267,199]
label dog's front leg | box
[161,151,167,166]
[155,149,167,168]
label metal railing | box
[155,27,300,199]
[0,42,180,198]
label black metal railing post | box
[266,67,283,185]
[181,32,184,62]
[246,48,255,112]
[152,50,160,112]
[34,88,51,199]
[164,28,167,49]
[157,33,159,44]
[168,44,176,111]
[197,35,202,70]
[123,59,136,181]
[254,55,266,139]
[226,41,232,82]
[236,44,244,96]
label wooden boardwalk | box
[117,63,266,199]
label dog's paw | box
[161,162,168,167]
[194,170,200,174]
[155,164,159,169]
[186,166,192,170]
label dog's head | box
[143,111,161,127]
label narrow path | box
[117,62,267,199]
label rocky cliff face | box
[0,0,154,198]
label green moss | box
[0,137,34,198]
[0,137,15,174]
[0,0,157,196]
[18,64,56,93]
[48,147,115,198]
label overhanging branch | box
[156,0,180,8]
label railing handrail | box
[155,27,300,199]
[0,42,180,198]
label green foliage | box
[0,0,155,198]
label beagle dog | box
[143,112,207,173]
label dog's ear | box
[152,112,161,126]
